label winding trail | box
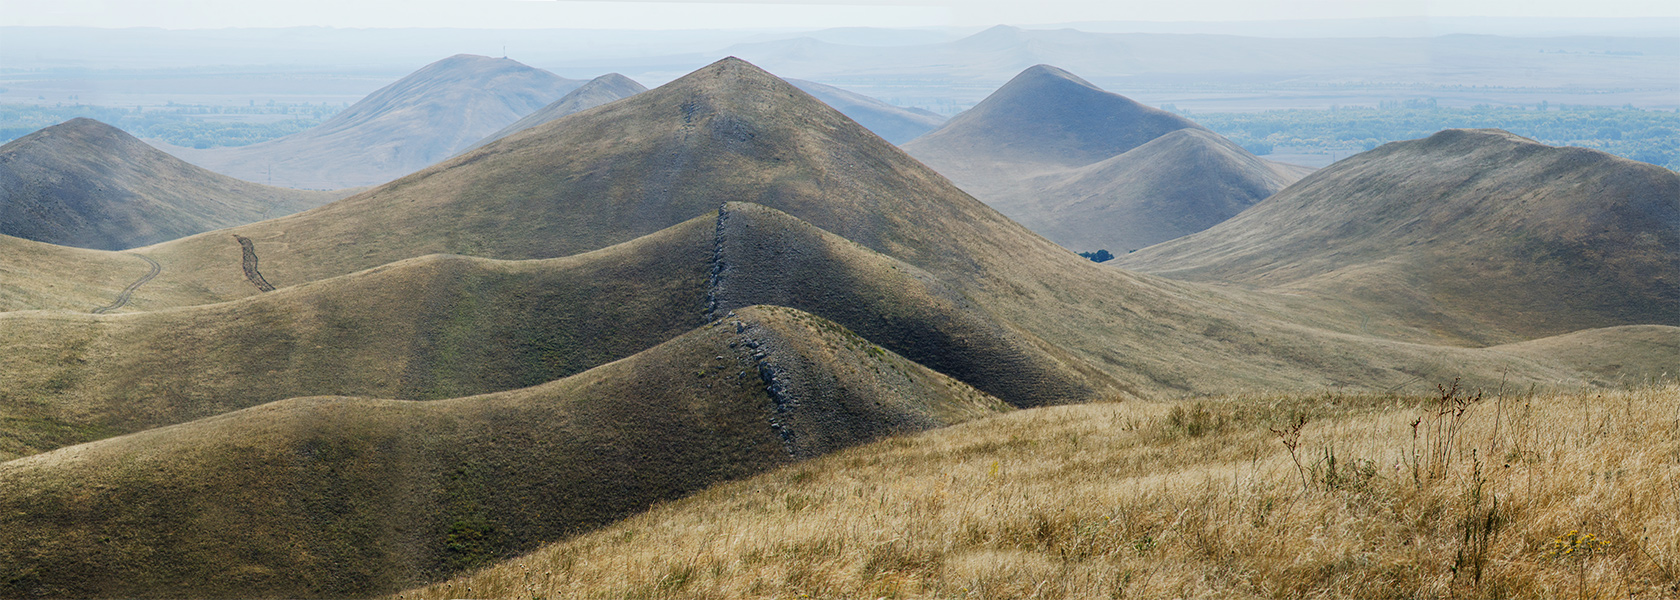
[233,235,276,292]
[91,254,161,314]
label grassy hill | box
[903,64,1204,178]
[0,306,1008,599]
[10,59,1673,407]
[466,73,646,151]
[0,118,342,250]
[1018,129,1313,253]
[0,203,1102,460]
[1117,129,1680,344]
[161,55,582,189]
[787,79,946,144]
[394,383,1680,599]
[1,56,1677,600]
[902,66,1308,253]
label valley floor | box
[395,384,1679,599]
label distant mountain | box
[0,118,341,250]
[903,65,1307,253]
[466,72,646,150]
[1015,129,1314,253]
[1118,129,1680,343]
[163,54,582,189]
[788,79,945,144]
[904,64,1203,174]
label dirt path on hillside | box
[91,254,161,314]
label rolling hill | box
[902,64,1205,178]
[1014,129,1312,253]
[1117,129,1680,344]
[391,383,1680,599]
[3,56,1678,599]
[0,305,1008,599]
[0,118,342,250]
[0,203,1100,460]
[465,72,646,151]
[902,65,1308,253]
[787,79,946,144]
[21,59,1672,400]
[161,54,582,189]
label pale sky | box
[2,0,1678,30]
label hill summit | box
[1118,128,1680,343]
[902,65,1307,253]
[468,72,647,150]
[904,64,1203,171]
[0,118,340,250]
[163,54,581,189]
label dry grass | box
[396,383,1680,599]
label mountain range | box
[904,65,1310,253]
[1,56,1674,598]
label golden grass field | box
[395,383,1679,599]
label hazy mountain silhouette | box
[0,118,341,250]
[903,65,1308,253]
[163,54,582,189]
[788,79,946,144]
[466,72,647,151]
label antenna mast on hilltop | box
[502,45,507,59]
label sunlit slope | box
[466,72,646,151]
[0,218,714,461]
[0,234,167,312]
[0,306,1008,599]
[141,57,1068,295]
[0,118,341,250]
[0,204,1104,459]
[162,55,581,189]
[1118,129,1680,343]
[393,384,1680,599]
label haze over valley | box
[1,4,1676,598]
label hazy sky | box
[3,0,1678,30]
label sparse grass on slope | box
[396,383,1680,599]
[1118,129,1680,345]
[0,234,174,312]
[0,203,1107,460]
[0,217,714,460]
[0,306,1008,599]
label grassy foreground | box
[396,383,1679,599]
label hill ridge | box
[0,305,1008,598]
